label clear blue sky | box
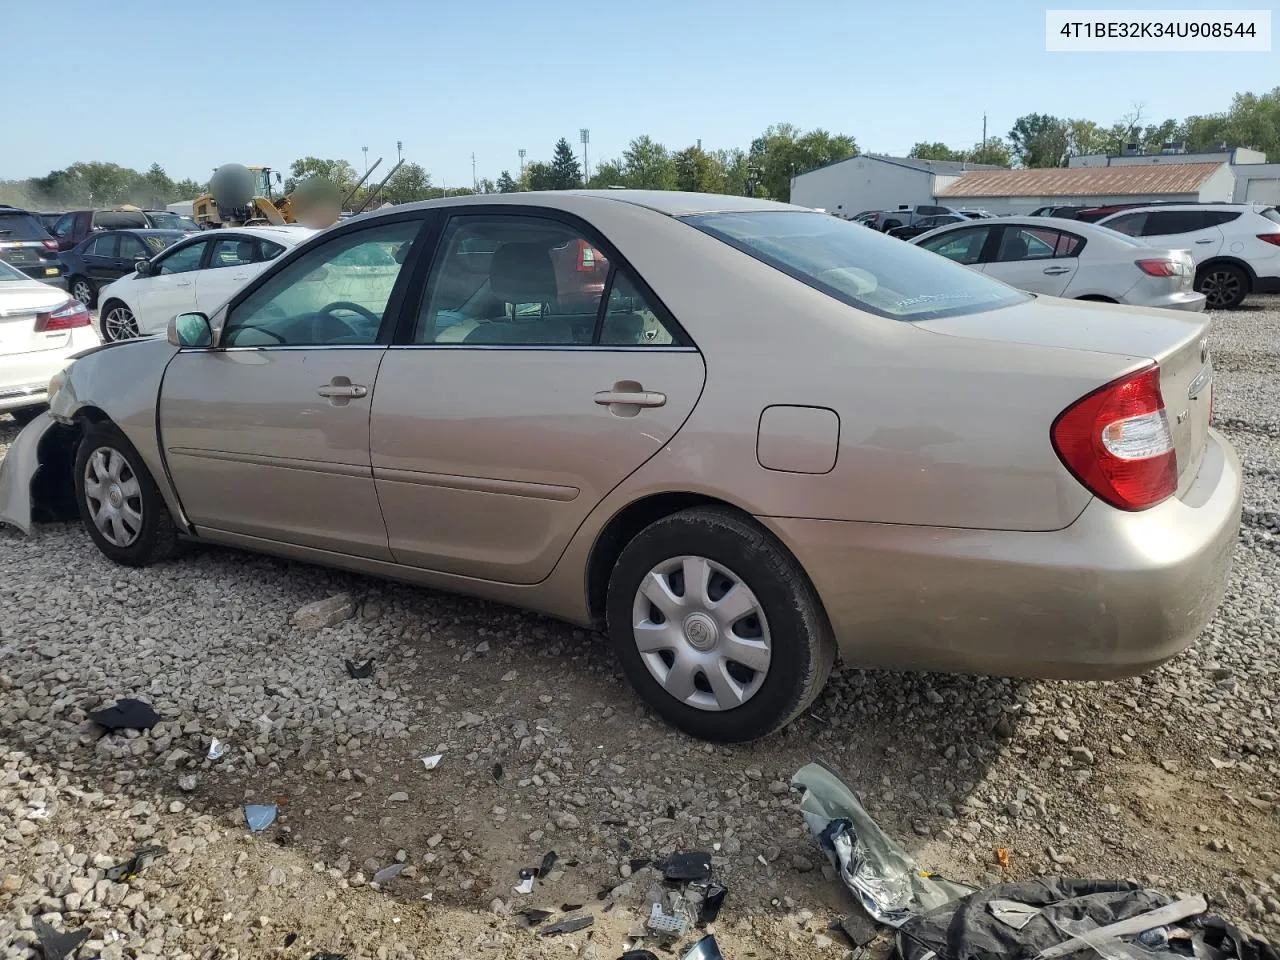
[3,0,1275,186]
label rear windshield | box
[684,210,1028,321]
[1261,207,1280,226]
[95,211,147,229]
[0,212,52,240]
[0,259,27,280]
[145,211,190,230]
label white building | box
[936,162,1236,215]
[1067,147,1280,204]
[789,155,1005,218]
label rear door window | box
[994,227,1084,261]
[88,235,119,258]
[210,237,260,268]
[917,225,995,265]
[118,234,149,260]
[687,211,1024,321]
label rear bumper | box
[763,428,1242,679]
[0,410,55,533]
[1128,290,1206,312]
[1254,275,1280,294]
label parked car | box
[95,225,315,341]
[49,208,200,252]
[61,229,191,308]
[867,204,969,231]
[958,210,994,219]
[1093,203,1280,309]
[0,192,1240,743]
[887,214,967,240]
[37,212,63,232]
[0,258,97,425]
[0,207,65,288]
[911,216,1204,310]
[1030,205,1085,218]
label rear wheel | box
[606,507,835,742]
[74,421,181,567]
[100,301,139,342]
[70,277,96,308]
[1197,263,1248,310]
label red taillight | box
[35,299,91,332]
[1135,258,1179,277]
[1051,365,1178,511]
[1257,233,1280,247]
[42,239,58,251]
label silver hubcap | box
[73,281,92,304]
[104,307,137,341]
[631,555,771,712]
[84,447,143,547]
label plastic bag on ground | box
[792,761,973,926]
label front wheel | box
[74,421,181,567]
[606,507,836,742]
[100,301,139,342]
[1197,264,1248,310]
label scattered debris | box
[681,935,726,960]
[655,850,711,883]
[372,863,404,885]
[514,869,536,896]
[628,857,652,874]
[996,847,1010,869]
[697,882,728,924]
[244,803,278,832]
[419,754,442,771]
[621,951,660,960]
[104,845,165,882]
[646,900,689,939]
[207,738,226,761]
[541,914,593,937]
[536,850,558,878]
[793,762,972,926]
[307,954,347,960]
[88,698,159,731]
[284,933,298,947]
[837,907,880,947]
[32,918,91,960]
[344,659,374,680]
[294,593,356,631]
[388,792,409,802]
[560,902,583,912]
[492,762,503,781]
[517,908,553,928]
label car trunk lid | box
[0,287,75,354]
[915,298,1212,496]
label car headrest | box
[490,242,558,304]
[1006,236,1029,259]
[236,241,255,261]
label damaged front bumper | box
[0,411,63,534]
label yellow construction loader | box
[192,164,296,228]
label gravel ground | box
[2,299,1280,959]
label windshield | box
[685,210,1028,321]
[143,234,182,252]
[146,212,190,230]
[0,211,53,240]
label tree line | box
[1,87,1274,211]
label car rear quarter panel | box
[560,198,1127,532]
[52,338,189,532]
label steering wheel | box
[316,301,381,341]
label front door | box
[196,235,265,315]
[370,212,706,584]
[159,216,426,558]
[132,238,210,335]
[982,224,1081,296]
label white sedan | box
[96,225,317,341]
[0,258,98,424]
[910,216,1205,311]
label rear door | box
[370,210,706,584]
[1140,210,1228,265]
[82,234,120,283]
[983,225,1082,295]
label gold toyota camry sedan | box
[0,191,1242,742]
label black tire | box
[70,276,97,308]
[605,506,836,743]
[1196,263,1249,310]
[74,420,181,567]
[8,405,46,427]
[99,300,139,342]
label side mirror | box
[168,312,212,348]
[135,259,155,277]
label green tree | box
[750,124,857,200]
[495,170,518,193]
[967,137,1012,167]
[1181,113,1232,152]
[909,141,966,161]
[143,163,174,205]
[714,148,751,195]
[285,157,358,194]
[587,159,626,188]
[382,162,432,203]
[1066,120,1108,157]
[1224,87,1280,157]
[622,136,676,190]
[1008,114,1070,167]
[173,178,204,199]
[549,137,583,189]
[673,145,725,193]
[478,177,497,195]
[526,161,556,191]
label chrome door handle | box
[595,390,666,408]
[1195,238,1215,244]
[317,384,367,398]
[1042,266,1072,275]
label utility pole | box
[362,145,369,176]
[579,128,590,185]
[396,140,403,164]
[472,153,477,192]
[518,148,526,176]
[981,114,987,160]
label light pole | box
[579,128,590,185]
[518,148,526,177]
[396,140,403,164]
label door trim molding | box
[167,447,371,478]
[374,466,579,501]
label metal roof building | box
[788,154,1005,218]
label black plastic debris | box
[536,850,558,878]
[560,902,583,912]
[32,918,91,960]
[655,850,711,883]
[541,914,593,936]
[698,883,728,924]
[681,934,726,960]
[492,762,504,781]
[264,684,280,696]
[344,659,374,679]
[308,955,347,960]
[601,901,614,913]
[105,845,165,882]
[88,698,159,731]
[284,932,298,947]
[517,908,553,928]
[628,857,652,874]
[665,803,676,819]
[621,951,660,960]
[618,837,632,853]
[596,885,614,901]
